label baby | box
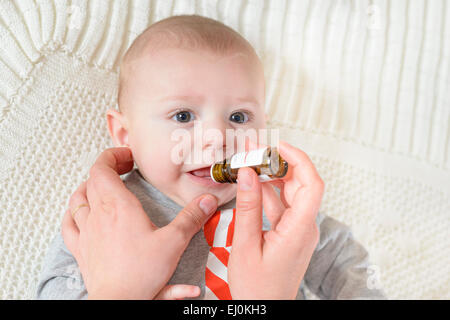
[36,15,385,300]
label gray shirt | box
[36,168,386,299]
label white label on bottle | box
[230,148,267,169]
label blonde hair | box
[118,14,260,113]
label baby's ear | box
[106,108,130,147]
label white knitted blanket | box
[0,0,449,300]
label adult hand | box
[62,147,218,299]
[228,140,325,299]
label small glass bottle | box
[210,147,288,183]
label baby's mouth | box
[188,166,212,178]
[186,166,225,187]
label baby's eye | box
[173,110,195,123]
[230,111,249,124]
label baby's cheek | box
[139,147,187,188]
[140,152,176,178]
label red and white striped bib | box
[203,208,236,300]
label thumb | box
[168,194,218,244]
[233,167,263,254]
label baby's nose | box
[199,121,230,161]
[201,120,228,147]
[202,129,226,150]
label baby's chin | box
[186,186,237,208]
[214,191,237,208]
[178,175,237,208]
[137,166,236,208]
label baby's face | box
[120,47,266,207]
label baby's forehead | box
[118,16,264,113]
[122,51,264,114]
[124,47,250,87]
[127,46,263,87]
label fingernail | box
[199,195,217,215]
[238,168,254,191]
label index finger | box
[88,147,135,204]
[277,140,322,188]
[277,141,324,224]
[93,146,134,174]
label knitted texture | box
[0,0,449,299]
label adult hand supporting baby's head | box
[61,147,218,300]
[228,140,324,299]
